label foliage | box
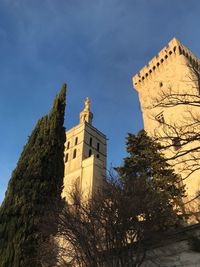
[116,130,185,231]
[40,130,185,267]
[0,84,66,267]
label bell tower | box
[62,98,107,202]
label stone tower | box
[132,38,200,212]
[62,98,107,202]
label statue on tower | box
[80,97,93,125]
[84,97,90,111]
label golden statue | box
[84,97,90,111]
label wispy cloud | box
[1,0,200,202]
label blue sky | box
[1,0,200,203]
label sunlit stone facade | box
[133,38,200,211]
[62,97,107,202]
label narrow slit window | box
[65,153,69,162]
[97,142,100,152]
[75,137,78,145]
[73,149,77,159]
[89,149,92,157]
[67,141,70,149]
[89,137,92,146]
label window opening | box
[97,142,100,152]
[75,137,78,145]
[67,141,70,149]
[65,153,69,162]
[155,112,165,124]
[89,137,92,146]
[73,149,77,159]
[89,149,92,157]
[172,137,181,151]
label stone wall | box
[142,223,200,267]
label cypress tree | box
[116,130,185,230]
[0,84,66,267]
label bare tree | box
[38,166,184,267]
[149,63,200,213]
[38,180,148,267]
[37,128,186,266]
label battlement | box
[133,37,200,89]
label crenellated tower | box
[62,98,107,202]
[132,38,200,216]
[133,37,200,133]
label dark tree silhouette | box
[0,84,66,267]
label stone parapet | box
[133,37,200,90]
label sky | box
[1,0,200,203]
